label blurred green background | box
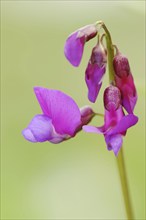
[1,1,145,219]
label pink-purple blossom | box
[23,21,138,157]
[22,87,94,143]
[83,86,138,156]
[64,24,97,67]
[113,51,137,114]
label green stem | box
[117,147,134,219]
[102,23,115,84]
[95,21,115,84]
[94,112,104,117]
[95,21,134,219]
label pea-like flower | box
[113,50,137,114]
[64,24,97,67]
[85,37,107,103]
[22,87,94,143]
[83,86,138,156]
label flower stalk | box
[117,148,134,219]
[98,21,135,219]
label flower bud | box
[104,86,121,111]
[113,53,130,78]
[85,38,107,103]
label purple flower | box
[85,38,107,102]
[113,51,137,114]
[83,86,138,156]
[64,24,97,67]
[22,87,94,144]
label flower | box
[85,37,107,102]
[113,51,137,114]
[83,86,138,156]
[22,87,94,143]
[64,24,97,67]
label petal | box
[64,24,97,67]
[104,86,121,112]
[126,73,137,95]
[104,107,124,131]
[83,125,105,134]
[22,128,37,143]
[83,107,125,135]
[79,24,97,42]
[105,134,123,156]
[122,94,137,114]
[115,74,137,113]
[34,87,82,136]
[122,84,137,114]
[108,114,138,136]
[113,53,130,78]
[85,63,105,102]
[22,114,54,142]
[64,31,85,67]
[49,136,67,144]
[80,106,94,125]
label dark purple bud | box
[113,52,130,78]
[85,39,107,103]
[113,49,137,113]
[104,86,121,111]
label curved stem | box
[117,147,134,219]
[95,21,115,84]
[113,44,120,55]
[102,23,115,84]
[101,33,106,43]
[95,21,134,219]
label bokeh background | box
[1,1,145,219]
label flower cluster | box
[22,21,138,156]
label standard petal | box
[64,31,85,67]
[34,87,82,136]
[64,24,97,67]
[107,114,138,136]
[22,114,54,142]
[85,63,105,102]
[105,134,123,156]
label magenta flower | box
[113,51,137,114]
[83,86,138,156]
[64,24,97,67]
[22,87,94,143]
[85,38,107,102]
